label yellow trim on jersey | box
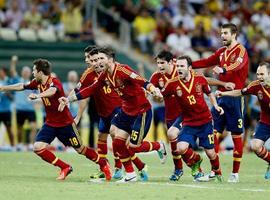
[226,44,246,71]
[233,157,242,162]
[71,123,82,146]
[80,67,94,82]
[164,65,177,81]
[107,65,118,87]
[262,86,270,99]
[247,80,260,89]
[241,96,244,116]
[138,112,146,145]
[224,43,240,61]
[178,72,195,94]
[120,157,131,163]
[52,157,58,165]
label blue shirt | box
[0,77,16,112]
[13,76,36,111]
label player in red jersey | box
[162,56,224,182]
[0,59,111,181]
[59,47,166,182]
[216,62,270,179]
[192,23,249,182]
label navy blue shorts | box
[98,107,120,133]
[16,110,36,125]
[0,112,11,126]
[168,116,183,130]
[153,106,165,126]
[36,123,82,148]
[212,96,244,134]
[111,108,152,145]
[254,122,270,142]
[178,121,214,149]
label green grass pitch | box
[0,151,269,200]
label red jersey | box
[150,65,182,122]
[76,67,121,118]
[241,81,270,125]
[162,71,212,126]
[24,76,74,127]
[78,63,151,116]
[192,43,249,91]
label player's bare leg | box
[33,141,72,180]
[5,125,15,147]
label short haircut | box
[177,55,192,66]
[99,46,115,60]
[155,50,173,62]
[84,45,97,53]
[33,59,51,75]
[221,23,238,36]
[258,61,270,71]
[88,47,99,56]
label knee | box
[33,142,47,153]
[177,144,188,155]
[205,149,216,160]
[167,127,179,140]
[250,140,262,153]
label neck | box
[166,65,173,75]
[107,63,115,75]
[228,40,238,50]
[41,75,49,84]
[182,71,191,82]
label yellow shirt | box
[133,16,156,35]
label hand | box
[224,82,235,90]
[28,93,39,100]
[214,105,224,115]
[213,66,224,75]
[215,90,223,97]
[151,87,163,102]
[0,86,4,92]
[11,55,18,62]
[58,97,68,112]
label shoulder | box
[216,46,226,54]
[150,71,160,79]
[247,80,260,89]
[80,67,94,82]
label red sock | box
[210,154,222,175]
[232,135,243,173]
[35,148,70,169]
[128,148,145,171]
[256,146,270,163]
[129,141,160,153]
[112,145,122,169]
[170,138,183,170]
[214,130,220,153]
[97,139,107,160]
[113,138,134,173]
[181,148,201,167]
[81,146,100,163]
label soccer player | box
[216,62,270,179]
[59,47,167,182]
[192,23,249,182]
[150,50,184,181]
[0,59,111,181]
[162,56,223,182]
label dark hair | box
[33,59,51,75]
[84,45,97,53]
[177,55,192,66]
[221,23,238,36]
[258,62,270,70]
[99,46,115,60]
[155,50,173,62]
[88,47,99,56]
[0,67,8,74]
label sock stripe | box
[149,142,153,151]
[130,155,136,160]
[173,155,182,159]
[233,157,242,162]
[99,154,107,158]
[35,148,46,154]
[263,152,269,159]
[120,157,131,163]
[52,157,58,165]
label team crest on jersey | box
[176,86,182,97]
[230,53,236,62]
[257,90,263,100]
[158,78,165,88]
[116,79,124,88]
[195,83,202,94]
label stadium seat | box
[0,28,17,41]
[18,28,38,42]
[37,29,57,42]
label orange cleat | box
[56,166,73,180]
[100,162,112,181]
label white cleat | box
[116,172,137,183]
[227,173,239,183]
[157,141,167,164]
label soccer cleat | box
[169,169,183,181]
[56,166,73,180]
[227,173,239,183]
[191,158,203,177]
[112,168,123,180]
[116,172,137,183]
[139,165,149,181]
[195,171,223,182]
[100,161,112,181]
[157,141,167,164]
[89,171,105,179]
[193,171,204,181]
[264,164,270,179]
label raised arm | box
[206,77,235,90]
[10,55,18,77]
[215,89,242,97]
[0,83,24,91]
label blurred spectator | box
[44,0,64,32]
[5,0,23,30]
[251,6,270,36]
[194,5,212,33]
[166,21,192,56]
[6,0,27,12]
[10,56,37,151]
[61,0,83,40]
[21,4,42,30]
[119,0,138,23]
[0,66,15,148]
[133,8,156,53]
[191,26,212,57]
[172,3,195,31]
[80,19,94,43]
[159,0,174,18]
